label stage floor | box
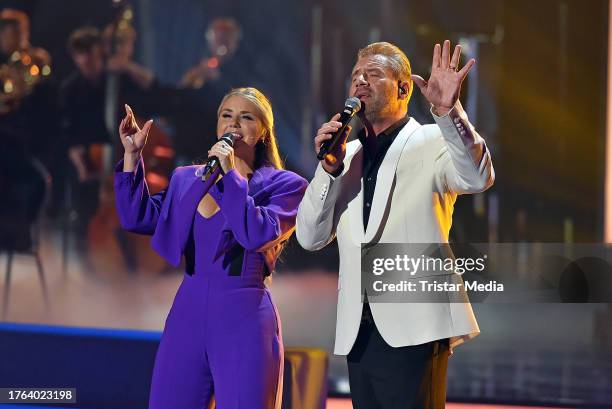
[1,223,607,406]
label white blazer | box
[296,103,495,355]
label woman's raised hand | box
[119,104,153,156]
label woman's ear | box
[260,131,269,145]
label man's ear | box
[398,80,410,100]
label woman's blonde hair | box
[217,87,284,170]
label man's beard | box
[364,93,394,124]
[364,98,382,122]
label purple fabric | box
[114,158,308,274]
[113,158,307,408]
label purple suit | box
[114,158,307,409]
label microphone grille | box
[345,97,362,112]
[220,132,235,147]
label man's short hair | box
[67,26,102,54]
[357,42,412,83]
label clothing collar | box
[358,115,410,152]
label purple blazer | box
[114,158,308,274]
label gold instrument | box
[0,48,52,114]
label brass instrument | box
[0,47,52,114]
[179,18,242,89]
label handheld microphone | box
[317,97,362,161]
[196,133,235,181]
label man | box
[102,22,155,91]
[0,13,54,251]
[0,10,52,115]
[0,17,19,62]
[60,26,165,271]
[59,27,116,269]
[296,41,494,408]
[173,17,245,166]
[179,17,242,89]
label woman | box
[114,87,308,409]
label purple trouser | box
[114,161,307,409]
[149,212,283,409]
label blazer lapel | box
[364,118,421,243]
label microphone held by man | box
[315,97,362,171]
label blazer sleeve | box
[432,101,495,194]
[295,163,343,251]
[208,169,308,251]
[114,157,171,235]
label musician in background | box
[172,18,245,166]
[0,8,52,68]
[0,17,19,63]
[0,17,28,151]
[179,18,241,89]
[0,9,52,115]
[0,17,31,251]
[61,28,109,181]
[0,11,54,251]
[60,26,161,267]
[103,22,155,93]
[0,9,56,160]
[1,8,35,51]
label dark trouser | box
[347,303,450,409]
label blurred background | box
[0,0,611,407]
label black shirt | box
[59,72,114,148]
[59,70,170,148]
[358,115,409,230]
[356,115,409,317]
